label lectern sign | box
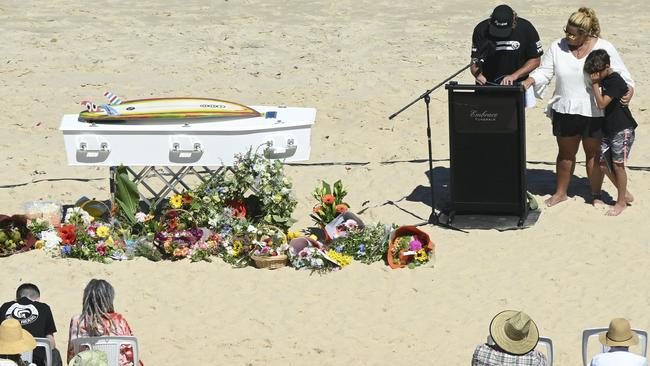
[452,92,518,133]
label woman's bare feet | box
[591,193,605,206]
[545,194,568,207]
[606,202,627,216]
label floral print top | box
[67,312,143,366]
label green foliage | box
[334,223,391,264]
[114,166,141,226]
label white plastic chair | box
[21,337,53,366]
[487,335,554,366]
[582,328,647,366]
[72,336,139,366]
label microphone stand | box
[389,60,479,232]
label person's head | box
[489,5,517,39]
[599,318,639,349]
[15,283,40,302]
[80,279,115,336]
[0,319,36,361]
[564,7,600,46]
[489,310,539,355]
[584,49,612,81]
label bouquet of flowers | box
[387,226,434,269]
[331,222,393,264]
[288,237,343,273]
[55,215,127,262]
[251,225,289,257]
[217,228,256,268]
[310,180,350,228]
[0,215,35,256]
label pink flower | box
[344,219,358,229]
[409,237,423,251]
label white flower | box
[64,207,92,225]
[247,225,258,234]
[40,230,62,251]
[135,212,147,223]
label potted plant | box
[310,180,350,242]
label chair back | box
[72,336,139,366]
[486,335,553,366]
[581,328,648,366]
[20,337,53,366]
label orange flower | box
[312,205,323,213]
[335,204,348,213]
[322,194,335,205]
[182,194,193,205]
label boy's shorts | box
[601,128,635,164]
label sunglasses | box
[563,26,585,40]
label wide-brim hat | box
[599,318,639,347]
[489,310,539,355]
[0,318,36,355]
[489,4,514,38]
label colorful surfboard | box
[79,96,261,122]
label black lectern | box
[445,83,528,224]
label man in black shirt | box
[470,5,543,86]
[0,283,62,366]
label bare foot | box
[606,203,627,216]
[592,197,606,206]
[545,194,568,207]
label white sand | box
[1,1,649,364]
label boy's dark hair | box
[584,49,611,74]
[16,283,40,300]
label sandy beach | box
[1,0,649,364]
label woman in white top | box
[522,7,634,207]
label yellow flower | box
[34,240,45,250]
[105,237,115,247]
[96,226,110,238]
[327,250,353,268]
[415,249,428,262]
[309,234,318,241]
[233,240,243,257]
[170,194,183,209]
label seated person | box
[0,283,61,366]
[67,279,143,366]
[590,318,647,366]
[472,310,547,366]
[0,318,36,366]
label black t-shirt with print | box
[600,72,638,135]
[1,297,57,366]
[471,17,543,83]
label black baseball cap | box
[489,5,514,38]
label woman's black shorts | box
[552,111,604,138]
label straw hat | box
[599,318,639,347]
[489,310,539,355]
[0,319,36,355]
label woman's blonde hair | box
[568,7,600,37]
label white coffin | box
[59,106,315,166]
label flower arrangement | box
[310,180,349,227]
[331,222,393,264]
[192,149,297,231]
[0,215,35,256]
[55,220,126,262]
[387,226,434,269]
[288,237,341,273]
[251,225,288,257]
